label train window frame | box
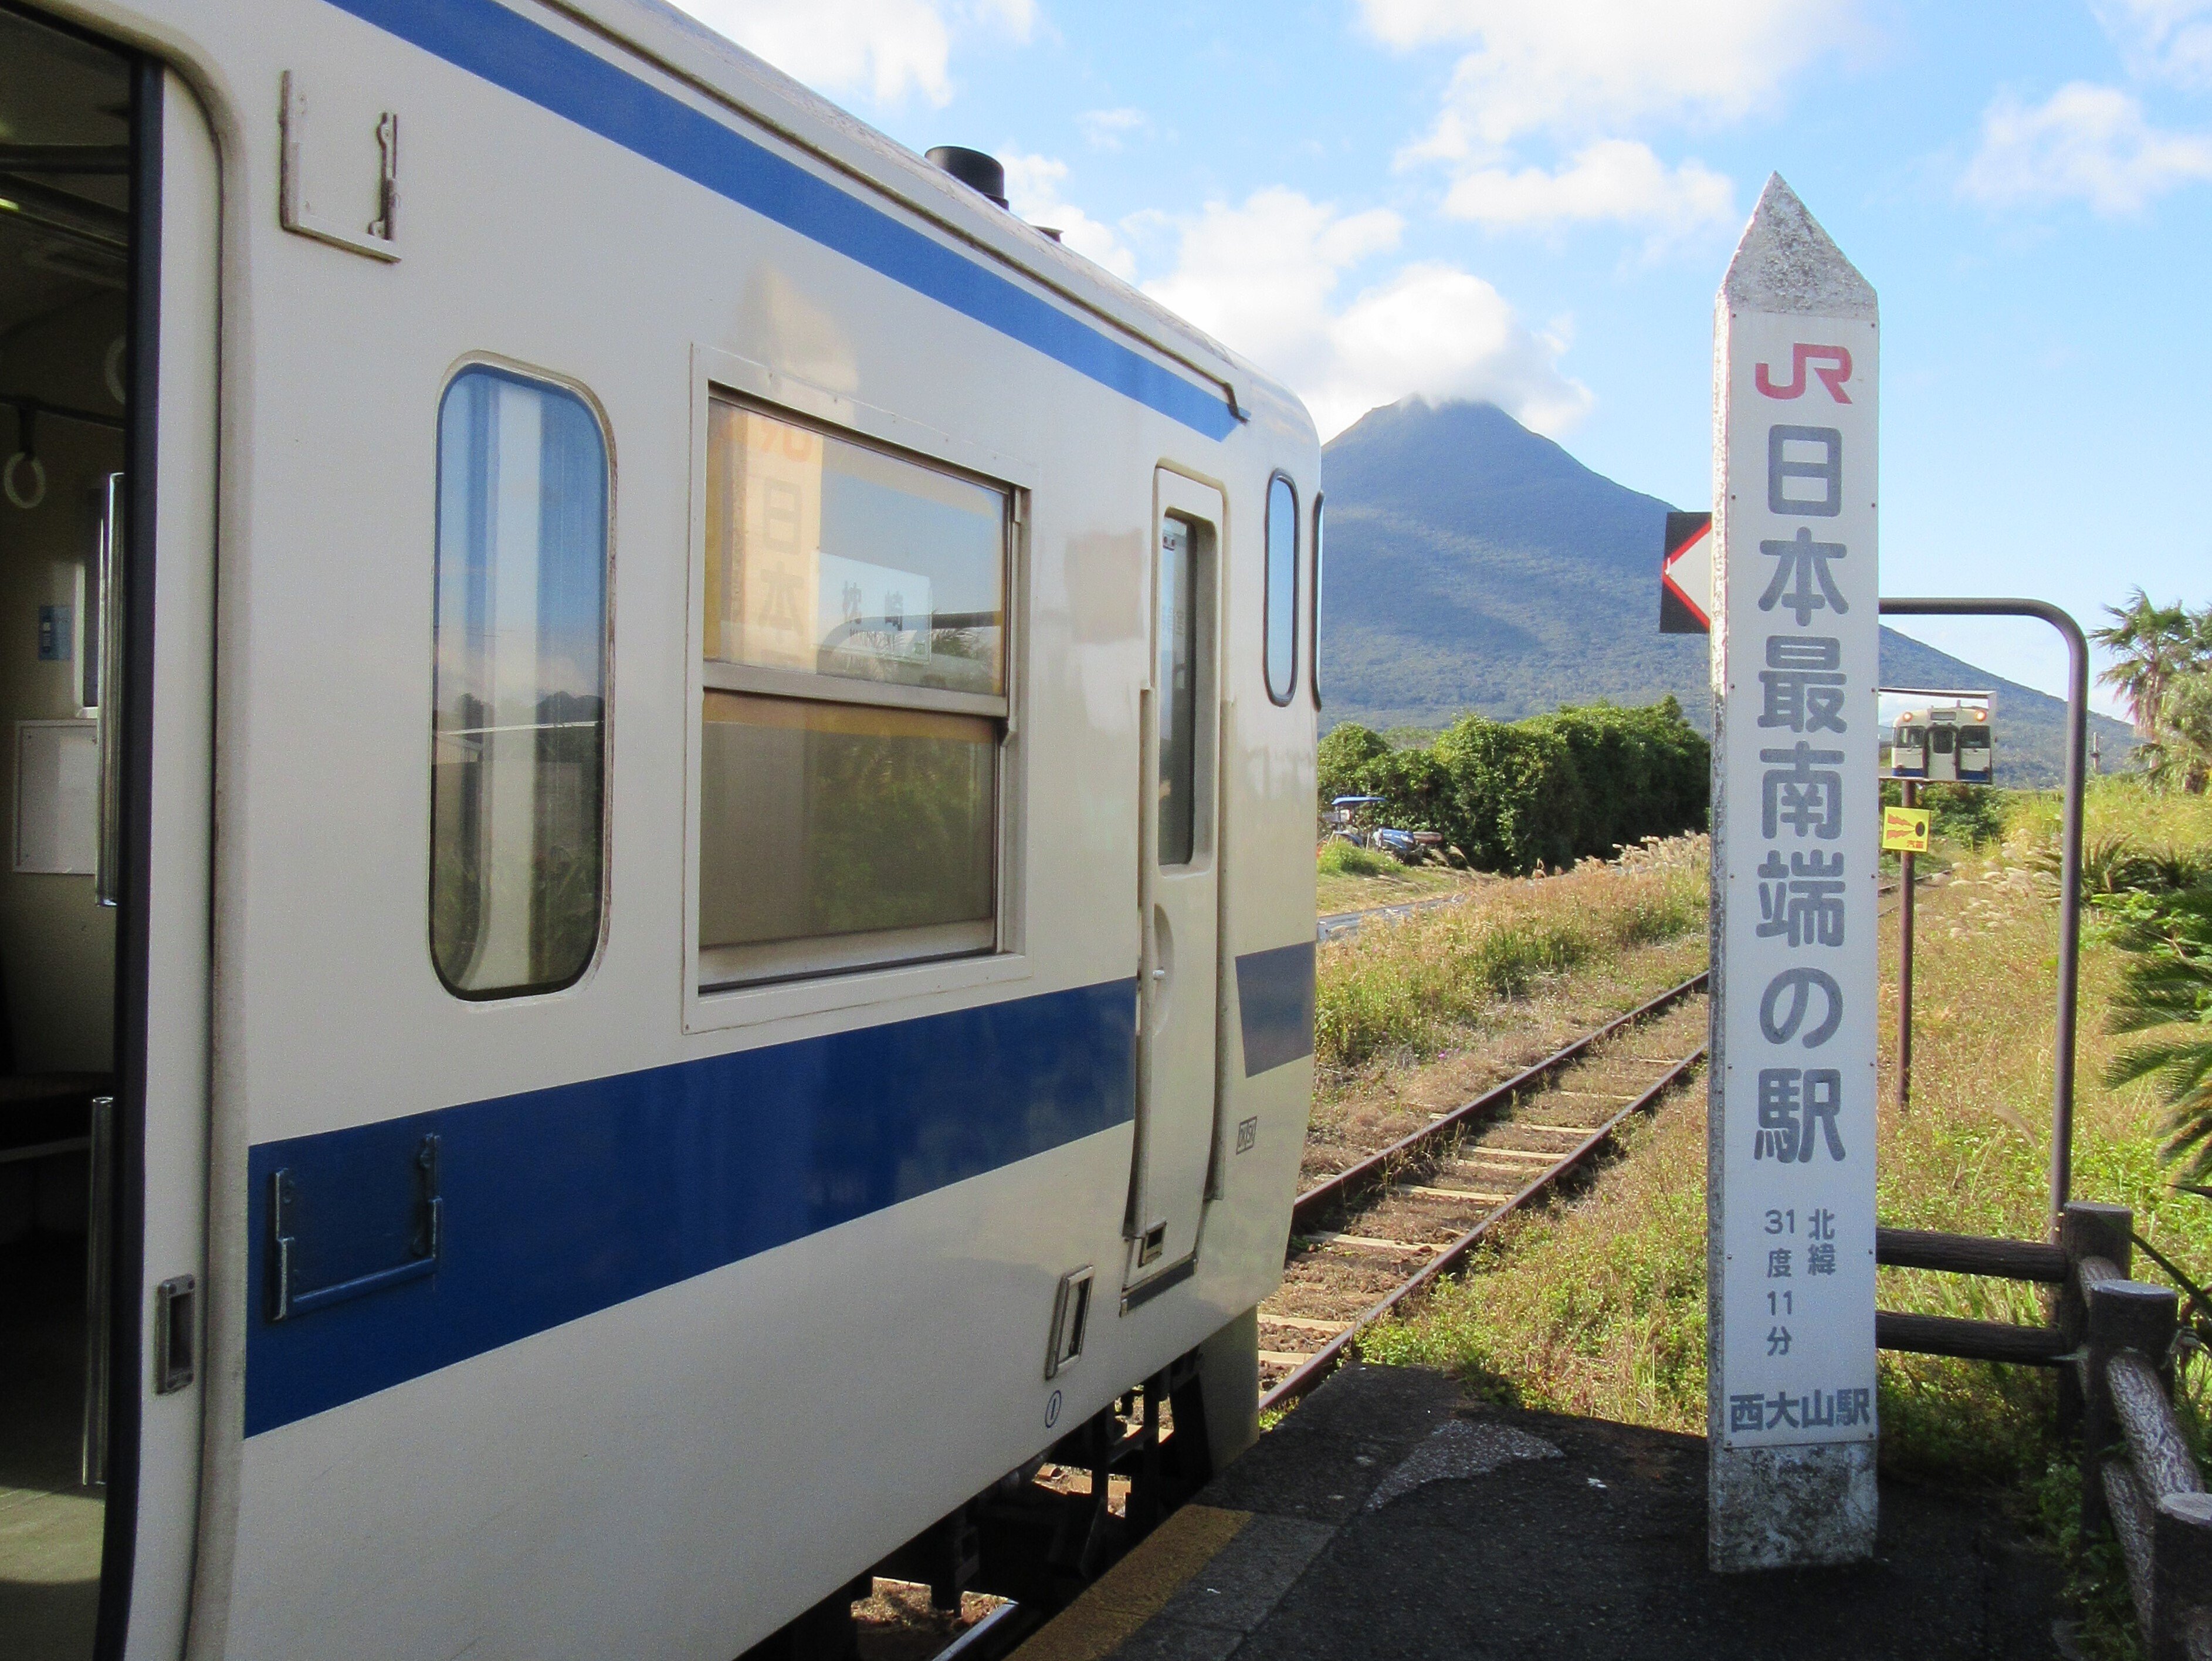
[1309,492,1324,711]
[1263,473,1298,706]
[427,358,614,1003]
[682,346,1036,1033]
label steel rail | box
[1316,890,1472,941]
[932,1601,1027,1660]
[1261,1046,1708,1415]
[1289,970,1708,1233]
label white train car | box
[1889,705,1994,785]
[0,2,1321,1656]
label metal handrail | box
[1879,598,2088,1229]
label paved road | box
[1014,1364,2058,1661]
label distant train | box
[1889,705,1994,784]
[0,2,1321,1657]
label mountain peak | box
[1324,397,1666,535]
[1317,397,2126,783]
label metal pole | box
[1879,598,2088,1232]
[1896,777,1917,1111]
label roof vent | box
[926,146,1008,209]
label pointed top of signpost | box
[1722,173,1876,320]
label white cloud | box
[1360,0,1857,146]
[2094,0,2212,87]
[670,0,1033,106]
[1439,139,1736,242]
[999,153,1138,280]
[1960,82,2212,215]
[1078,107,1149,151]
[1139,188,1590,439]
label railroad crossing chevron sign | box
[1708,175,1881,1574]
[1661,512,1713,633]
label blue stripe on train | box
[1235,941,1316,1076]
[321,0,1239,441]
[244,979,1138,1436]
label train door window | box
[1264,474,1297,705]
[429,366,610,999]
[1931,727,1954,755]
[1309,493,1324,710]
[1158,516,1199,865]
[697,397,1009,989]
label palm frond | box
[2161,1078,2212,1183]
[2108,1036,2212,1091]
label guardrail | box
[1876,1202,2212,1658]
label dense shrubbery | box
[1878,779,2014,848]
[1319,699,1709,874]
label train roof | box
[546,0,1315,446]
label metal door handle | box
[82,1095,114,1485]
[93,472,123,907]
[155,1276,196,1394]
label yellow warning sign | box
[1882,806,1931,853]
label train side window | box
[1309,492,1324,710]
[1158,516,1199,865]
[697,397,1008,989]
[1264,474,1298,705]
[429,366,610,999]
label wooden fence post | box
[2088,1280,2182,1643]
[2060,1203,2133,1439]
[2085,1278,2169,1539]
[2155,1492,2212,1661]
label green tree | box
[1317,723,1392,806]
[2148,667,2212,796]
[1316,699,1708,874]
[2093,589,2196,738]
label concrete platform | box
[1011,1365,2058,1661]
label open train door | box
[0,18,219,1657]
[1124,470,1224,1300]
[108,62,220,1661]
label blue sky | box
[672,0,2212,715]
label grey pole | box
[1896,777,1917,1111]
[1879,598,2088,1232]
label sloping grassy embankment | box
[1315,835,1708,1074]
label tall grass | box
[1315,840,1397,879]
[1357,779,2212,1657]
[1313,837,1706,1071]
[1360,1100,1709,1429]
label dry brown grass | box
[1354,781,2212,1656]
[1314,836,1707,1071]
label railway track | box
[1256,972,1711,1412]
[1316,888,1471,941]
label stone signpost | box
[1708,175,1881,1570]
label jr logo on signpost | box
[1755,343,1855,403]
